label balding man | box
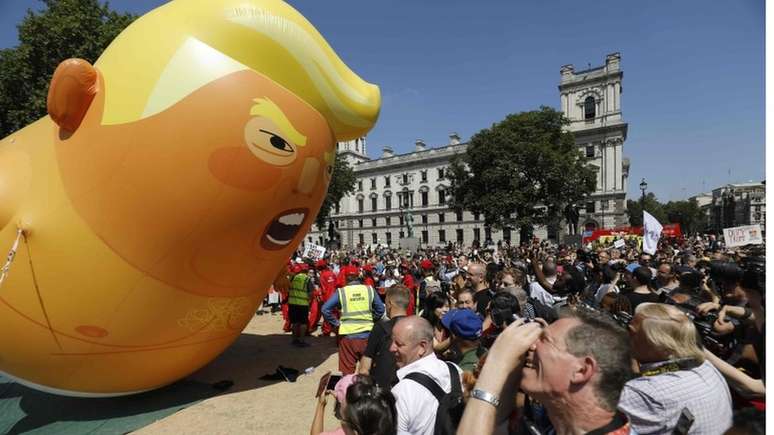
[467,262,492,317]
[390,316,462,435]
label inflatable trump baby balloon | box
[0,0,379,396]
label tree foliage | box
[315,156,357,230]
[447,107,596,239]
[627,194,704,234]
[626,193,667,226]
[664,199,704,234]
[0,0,137,137]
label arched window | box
[584,96,595,119]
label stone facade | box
[559,52,629,231]
[308,135,519,248]
[706,182,766,233]
[306,53,631,248]
[690,192,714,231]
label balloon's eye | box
[244,118,298,166]
[261,129,293,153]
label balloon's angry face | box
[208,94,334,251]
[56,69,335,297]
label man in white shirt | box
[528,261,557,306]
[389,316,462,435]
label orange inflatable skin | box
[0,67,333,395]
[0,0,380,396]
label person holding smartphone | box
[311,374,397,435]
[311,373,354,435]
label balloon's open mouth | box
[261,208,309,250]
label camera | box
[663,299,739,359]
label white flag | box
[642,211,663,255]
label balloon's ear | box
[47,58,98,133]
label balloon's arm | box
[47,58,98,133]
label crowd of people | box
[265,235,765,435]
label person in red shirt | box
[336,257,359,289]
[363,264,376,287]
[315,259,339,336]
[305,262,324,334]
[274,264,293,332]
[400,263,417,315]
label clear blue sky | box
[0,0,764,202]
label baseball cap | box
[420,259,434,270]
[441,309,483,340]
[315,259,327,269]
[344,265,360,279]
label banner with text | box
[303,243,327,260]
[723,224,764,248]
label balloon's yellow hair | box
[94,0,380,141]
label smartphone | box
[673,408,694,435]
[327,374,342,390]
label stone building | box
[707,182,766,233]
[559,52,630,231]
[689,192,714,231]
[311,135,505,248]
[306,53,631,248]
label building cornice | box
[559,71,623,91]
[569,122,628,140]
[352,143,468,174]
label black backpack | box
[404,362,464,435]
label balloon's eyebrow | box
[250,97,306,146]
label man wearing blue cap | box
[442,309,484,372]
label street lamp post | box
[639,178,648,214]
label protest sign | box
[303,243,327,260]
[723,224,764,248]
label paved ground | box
[133,312,341,435]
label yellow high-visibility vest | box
[288,273,310,306]
[338,284,375,335]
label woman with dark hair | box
[593,264,621,306]
[622,266,659,312]
[600,290,633,316]
[421,292,451,353]
[480,292,522,348]
[311,374,397,435]
[342,375,398,435]
[421,292,451,328]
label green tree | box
[315,156,357,232]
[447,106,596,242]
[663,199,704,234]
[0,0,136,137]
[626,193,667,226]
